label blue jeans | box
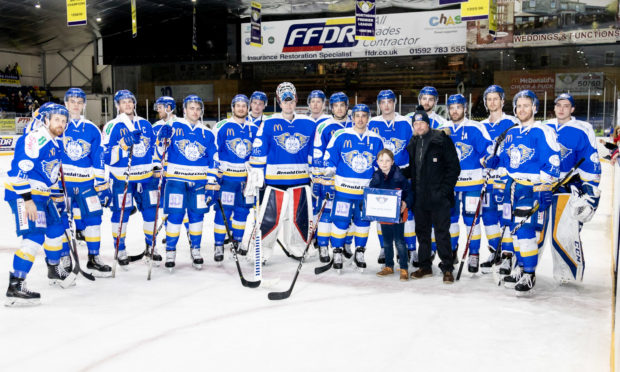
[381,223,408,270]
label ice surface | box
[0,157,614,372]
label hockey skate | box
[354,247,366,273]
[333,248,343,274]
[47,260,76,288]
[165,250,176,272]
[467,254,479,274]
[191,248,204,270]
[147,244,162,266]
[503,265,523,289]
[499,252,514,276]
[117,249,129,269]
[377,247,385,265]
[214,245,224,265]
[343,244,353,260]
[515,272,536,296]
[86,255,112,277]
[409,250,419,268]
[75,229,86,242]
[480,248,496,274]
[6,273,40,307]
[60,254,72,273]
[318,246,330,263]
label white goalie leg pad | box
[551,193,585,282]
[257,186,289,262]
[281,185,313,258]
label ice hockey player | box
[323,104,384,273]
[443,94,493,273]
[246,82,316,263]
[62,88,112,276]
[23,102,54,134]
[407,86,448,129]
[307,90,331,127]
[5,104,73,306]
[541,93,601,283]
[211,94,258,261]
[493,90,560,294]
[313,92,352,263]
[102,90,158,267]
[157,95,219,270]
[248,91,268,127]
[152,96,177,136]
[478,85,519,273]
[368,90,413,265]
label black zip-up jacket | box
[403,129,460,209]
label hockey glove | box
[534,184,553,211]
[157,125,173,142]
[483,154,500,169]
[323,179,335,200]
[569,183,600,223]
[95,182,112,207]
[51,193,66,213]
[311,177,322,200]
[245,167,264,196]
[205,183,220,210]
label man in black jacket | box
[405,107,460,283]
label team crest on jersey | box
[175,139,207,161]
[63,136,92,161]
[382,137,406,155]
[132,137,151,158]
[507,144,535,168]
[455,142,473,161]
[559,143,573,160]
[274,132,310,154]
[341,150,374,173]
[41,159,61,184]
[226,138,252,159]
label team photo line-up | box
[3,80,601,306]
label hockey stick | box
[111,143,134,278]
[59,167,95,282]
[268,199,328,300]
[252,186,262,281]
[218,199,261,288]
[147,138,169,280]
[494,158,585,285]
[456,123,517,281]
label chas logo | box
[283,20,357,52]
[429,14,462,27]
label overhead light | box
[35,1,41,8]
[96,17,102,22]
[191,0,196,2]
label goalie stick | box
[217,200,260,288]
[268,199,328,301]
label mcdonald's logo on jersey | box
[372,127,380,134]
[120,128,128,136]
[274,124,283,132]
[176,128,184,136]
[227,128,235,137]
[343,139,352,148]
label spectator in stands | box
[13,63,21,77]
[600,125,620,161]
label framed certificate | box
[362,188,402,223]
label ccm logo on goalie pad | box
[221,191,235,206]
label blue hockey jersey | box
[212,118,258,182]
[163,118,218,184]
[250,113,316,186]
[324,127,384,199]
[62,117,105,187]
[444,118,493,191]
[368,114,412,168]
[543,117,601,186]
[102,113,156,183]
[498,122,561,185]
[5,126,63,200]
[312,116,352,178]
[480,114,519,185]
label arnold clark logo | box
[282,21,358,52]
[428,14,462,27]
